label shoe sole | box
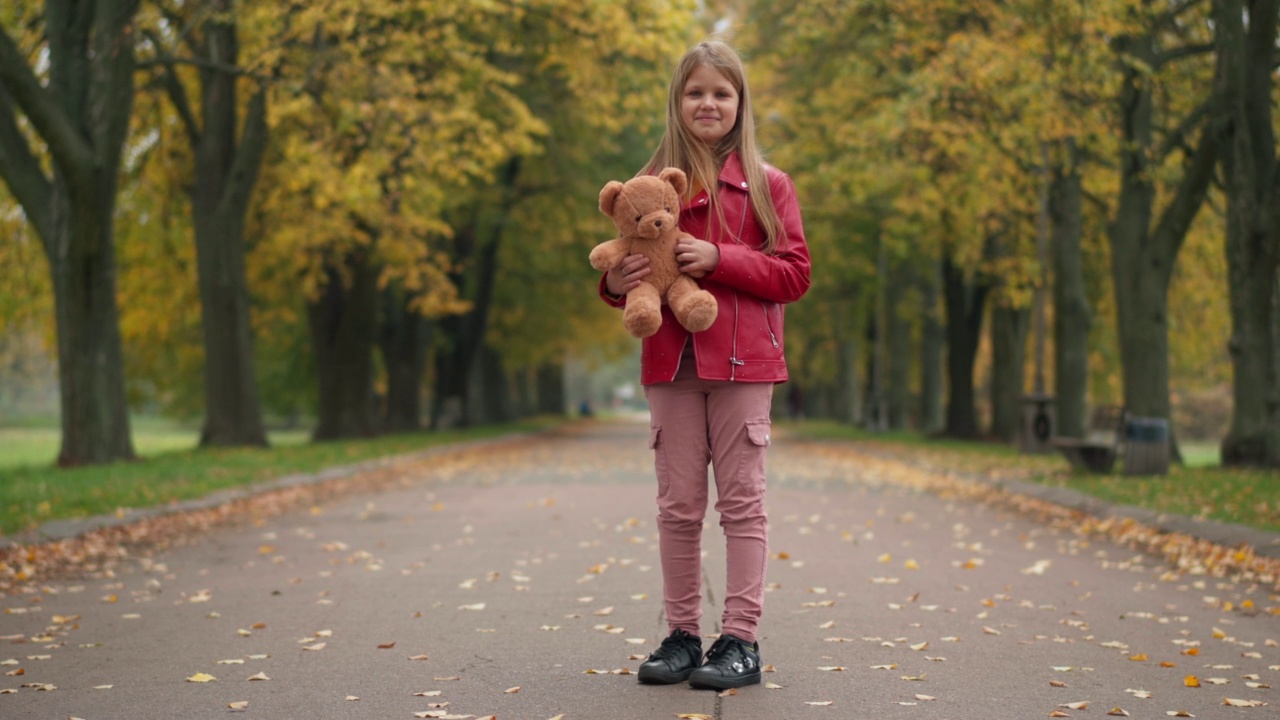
[688,670,762,690]
[637,667,696,684]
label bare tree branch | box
[0,25,94,181]
[1154,42,1215,68]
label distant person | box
[596,39,810,690]
[578,400,593,417]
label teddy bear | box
[589,167,717,339]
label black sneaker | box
[688,634,761,690]
[637,629,703,684]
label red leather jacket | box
[598,153,811,385]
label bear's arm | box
[589,238,628,272]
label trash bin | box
[1124,416,1170,476]
[1019,394,1056,454]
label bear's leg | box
[623,283,664,338]
[667,276,718,333]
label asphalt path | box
[2,417,1276,719]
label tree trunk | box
[990,303,1030,444]
[886,258,911,430]
[380,287,430,433]
[308,253,380,440]
[943,253,988,439]
[474,344,513,424]
[1216,0,1280,467]
[0,1,142,465]
[832,298,862,424]
[918,259,944,434]
[535,362,565,415]
[1109,31,1219,461]
[1049,139,1090,439]
[430,160,519,428]
[175,6,269,447]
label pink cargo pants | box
[644,375,773,643]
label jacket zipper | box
[726,199,751,380]
[762,301,779,348]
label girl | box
[598,39,810,690]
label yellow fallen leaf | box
[345,695,359,701]
[228,700,248,710]
[677,714,713,719]
[805,701,834,706]
[915,694,936,701]
[1129,653,1149,661]
[303,642,325,651]
[505,686,521,693]
[765,682,784,689]
[548,716,566,720]
[1161,661,1177,667]
[1184,675,1201,687]
[878,553,892,563]
[1165,712,1194,717]
[910,642,928,651]
[186,673,217,683]
[1107,709,1130,717]
[1049,712,1070,718]
[818,666,846,672]
[593,606,614,616]
[247,672,269,681]
[1059,701,1088,709]
[409,654,430,661]
[904,559,919,570]
[414,691,442,696]
[718,688,737,697]
[458,603,486,611]
[1212,628,1227,639]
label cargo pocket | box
[745,420,771,448]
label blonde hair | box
[643,40,786,254]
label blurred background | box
[1,0,1274,471]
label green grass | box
[0,417,562,537]
[0,416,311,470]
[783,419,1280,533]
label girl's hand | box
[606,254,651,297]
[676,237,719,278]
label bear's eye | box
[635,215,642,222]
[665,207,671,212]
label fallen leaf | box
[303,642,326,651]
[718,688,738,697]
[247,672,269,681]
[1129,654,1149,662]
[412,712,444,719]
[458,603,486,611]
[1184,676,1201,688]
[817,666,846,672]
[1161,662,1178,668]
[915,694,936,701]
[982,626,1001,636]
[1222,698,1267,707]
[505,686,521,694]
[345,695,359,701]
[409,654,430,661]
[1049,712,1070,718]
[1050,680,1068,687]
[870,664,898,670]
[910,642,929,651]
[93,684,112,690]
[805,701,834,706]
[1204,678,1229,685]
[228,700,248,710]
[1107,708,1130,716]
[593,606,614,616]
[378,642,396,649]
[765,682,784,689]
[186,673,217,683]
[1165,712,1194,717]
[1126,689,1152,699]
[1059,701,1088,709]
[676,714,713,719]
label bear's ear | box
[658,167,687,196]
[599,181,625,216]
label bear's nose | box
[654,219,663,227]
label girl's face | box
[680,64,739,147]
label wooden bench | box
[1053,405,1126,473]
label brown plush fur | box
[590,168,717,339]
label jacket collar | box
[719,152,749,192]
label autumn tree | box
[1215,0,1279,467]
[136,0,271,447]
[0,0,141,465]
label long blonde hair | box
[643,40,786,254]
